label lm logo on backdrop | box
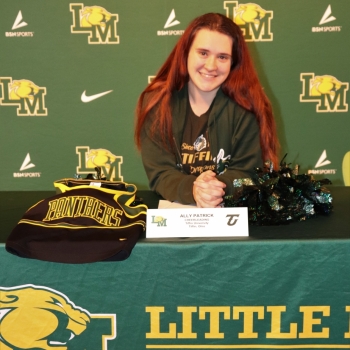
[224,1,273,41]
[76,146,123,181]
[0,77,47,116]
[70,4,119,44]
[0,285,116,350]
[300,73,349,112]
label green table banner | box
[1,238,350,349]
[0,0,349,190]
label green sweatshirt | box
[140,85,263,204]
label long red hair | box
[135,13,279,167]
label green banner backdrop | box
[0,0,349,190]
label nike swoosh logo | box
[81,90,113,103]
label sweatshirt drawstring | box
[213,114,219,175]
[173,137,184,173]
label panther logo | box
[0,285,90,350]
[9,79,40,101]
[224,1,273,41]
[300,73,348,112]
[234,3,267,24]
[76,146,123,181]
[310,75,343,96]
[70,4,119,44]
[86,148,118,171]
[80,6,112,28]
[0,77,47,116]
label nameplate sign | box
[146,207,249,238]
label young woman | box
[135,13,278,208]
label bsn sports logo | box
[0,285,116,350]
[300,73,348,112]
[5,10,34,37]
[224,1,273,41]
[76,146,123,181]
[0,77,47,116]
[13,153,41,178]
[70,4,119,44]
[312,5,341,33]
[308,150,336,175]
[157,9,184,36]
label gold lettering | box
[199,152,206,161]
[299,306,330,338]
[75,196,86,216]
[199,306,230,339]
[344,306,350,338]
[110,208,122,226]
[43,199,58,221]
[205,151,211,161]
[62,196,79,217]
[181,143,194,151]
[177,306,197,339]
[145,307,176,339]
[266,306,297,338]
[43,195,120,226]
[83,197,96,217]
[233,306,264,338]
[101,205,113,226]
[102,206,114,226]
[55,198,66,219]
[182,153,191,164]
[92,201,103,221]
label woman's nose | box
[204,56,217,70]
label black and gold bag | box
[6,179,147,263]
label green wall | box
[1,0,349,190]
